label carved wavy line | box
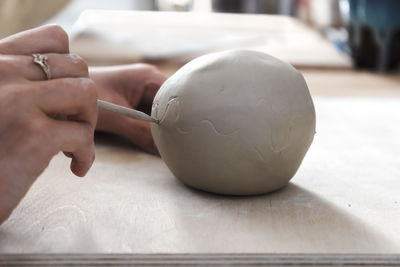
[177,126,193,134]
[158,96,179,124]
[200,119,239,136]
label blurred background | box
[0,0,399,72]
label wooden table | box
[1,70,400,260]
[2,10,400,265]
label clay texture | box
[151,50,315,195]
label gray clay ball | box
[151,50,315,195]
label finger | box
[49,119,95,176]
[0,25,69,55]
[139,82,164,115]
[29,53,88,80]
[32,78,98,129]
[96,101,158,155]
[127,120,159,155]
[2,53,88,81]
[112,117,159,155]
[136,66,166,115]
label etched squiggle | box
[158,96,179,124]
[177,119,240,136]
[200,119,240,136]
[177,126,193,134]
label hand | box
[90,64,166,155]
[0,25,98,224]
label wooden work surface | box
[0,70,399,254]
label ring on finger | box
[32,53,51,80]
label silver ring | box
[32,53,51,80]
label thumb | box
[117,117,159,155]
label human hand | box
[0,25,98,224]
[90,64,166,155]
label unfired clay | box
[151,50,316,195]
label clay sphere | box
[151,50,315,195]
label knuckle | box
[138,63,160,74]
[68,54,88,75]
[46,25,69,52]
[49,25,68,40]
[138,64,166,86]
[79,78,98,101]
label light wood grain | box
[0,71,399,254]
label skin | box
[92,64,165,155]
[0,25,166,224]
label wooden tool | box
[97,100,158,124]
